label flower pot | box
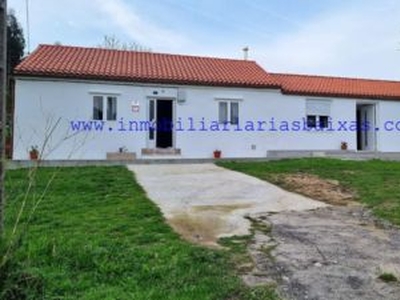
[213,151,221,159]
[29,151,39,160]
[341,143,348,151]
[5,140,11,158]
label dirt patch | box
[193,203,253,213]
[168,204,255,247]
[168,212,227,247]
[245,207,400,300]
[272,173,357,206]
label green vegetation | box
[1,166,278,300]
[219,158,400,225]
[378,273,398,283]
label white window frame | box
[106,96,117,121]
[217,99,240,125]
[93,96,104,121]
[92,95,118,121]
[306,115,329,129]
[306,99,331,130]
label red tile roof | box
[14,45,279,88]
[14,45,400,100]
[272,73,400,100]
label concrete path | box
[128,164,327,246]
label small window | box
[306,99,331,130]
[307,115,317,128]
[93,95,117,120]
[319,116,329,129]
[307,115,329,129]
[219,102,228,124]
[218,101,239,124]
[231,102,239,125]
[107,96,117,121]
[93,96,103,120]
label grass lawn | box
[219,158,400,226]
[1,167,277,300]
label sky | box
[8,0,400,80]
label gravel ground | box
[246,206,400,300]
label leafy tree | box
[5,10,25,158]
[7,9,25,75]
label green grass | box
[219,158,400,225]
[1,166,278,300]
[378,273,398,283]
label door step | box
[141,148,181,156]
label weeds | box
[379,273,398,283]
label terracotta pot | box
[5,141,11,158]
[213,151,221,159]
[29,151,39,160]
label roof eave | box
[14,72,280,90]
[281,90,400,101]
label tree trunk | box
[0,0,7,237]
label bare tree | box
[98,35,151,52]
[0,0,7,237]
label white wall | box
[14,79,149,160]
[376,101,400,152]
[14,78,384,160]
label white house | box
[12,45,400,160]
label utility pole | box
[0,0,7,237]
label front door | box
[148,99,174,149]
[357,104,376,151]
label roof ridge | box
[270,72,400,84]
[37,44,257,64]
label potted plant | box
[213,149,222,159]
[29,145,39,160]
[341,141,348,151]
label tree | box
[7,9,25,75]
[0,0,6,237]
[98,35,151,52]
[5,11,24,161]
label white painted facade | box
[13,78,400,160]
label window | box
[306,115,329,129]
[306,100,331,130]
[307,115,317,128]
[319,115,329,129]
[218,101,239,124]
[107,97,117,121]
[93,96,117,121]
[93,96,103,120]
[219,102,228,123]
[230,102,239,125]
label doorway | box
[356,104,376,151]
[148,99,174,149]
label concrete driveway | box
[128,163,326,246]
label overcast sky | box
[8,0,400,80]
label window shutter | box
[306,100,331,116]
